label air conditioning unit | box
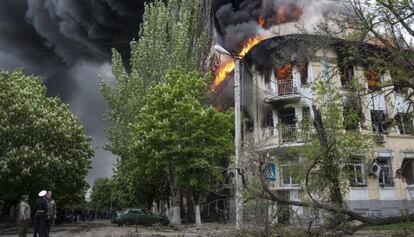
[371,162,382,177]
[376,134,386,144]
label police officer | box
[33,190,47,237]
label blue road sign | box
[266,163,276,181]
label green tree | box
[90,178,115,212]
[100,0,212,215]
[0,70,93,205]
[100,0,210,159]
[132,70,233,224]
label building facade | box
[242,34,414,222]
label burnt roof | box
[243,34,387,71]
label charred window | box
[340,65,354,89]
[276,64,293,95]
[276,64,293,81]
[371,110,389,134]
[395,113,414,135]
[299,63,308,85]
[366,69,381,91]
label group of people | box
[17,190,56,237]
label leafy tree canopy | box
[0,70,93,205]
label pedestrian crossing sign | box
[266,163,276,181]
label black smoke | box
[213,0,336,53]
[0,0,152,184]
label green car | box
[112,208,169,226]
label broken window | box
[376,157,394,187]
[346,157,366,187]
[395,113,414,135]
[299,63,308,85]
[371,110,389,134]
[401,158,414,185]
[366,69,381,91]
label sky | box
[0,0,150,185]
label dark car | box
[112,208,169,226]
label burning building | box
[214,33,414,223]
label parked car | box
[112,208,169,226]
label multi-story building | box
[239,34,414,223]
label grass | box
[364,221,414,231]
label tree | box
[100,0,210,159]
[338,0,414,106]
[90,178,115,213]
[131,69,233,224]
[0,69,93,205]
[100,0,212,220]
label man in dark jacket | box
[33,190,47,237]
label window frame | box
[376,157,394,187]
[347,162,366,187]
[280,163,300,187]
[396,113,414,135]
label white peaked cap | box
[38,190,47,197]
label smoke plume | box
[0,0,151,184]
[213,0,339,53]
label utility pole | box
[234,57,243,230]
[214,45,243,230]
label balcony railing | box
[278,80,295,96]
[259,125,312,145]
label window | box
[340,65,354,89]
[281,163,300,187]
[402,158,414,185]
[371,110,389,134]
[299,63,308,85]
[376,157,394,187]
[395,113,414,135]
[366,69,381,91]
[343,104,360,131]
[347,158,366,187]
[302,107,311,123]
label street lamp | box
[214,44,243,230]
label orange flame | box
[275,3,303,25]
[212,36,265,90]
[257,17,265,27]
[276,64,293,81]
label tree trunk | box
[169,167,181,225]
[312,106,343,206]
[193,193,201,226]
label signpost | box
[266,163,276,181]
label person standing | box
[17,195,31,237]
[45,191,56,237]
[33,190,47,237]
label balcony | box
[265,80,301,104]
[257,125,312,150]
